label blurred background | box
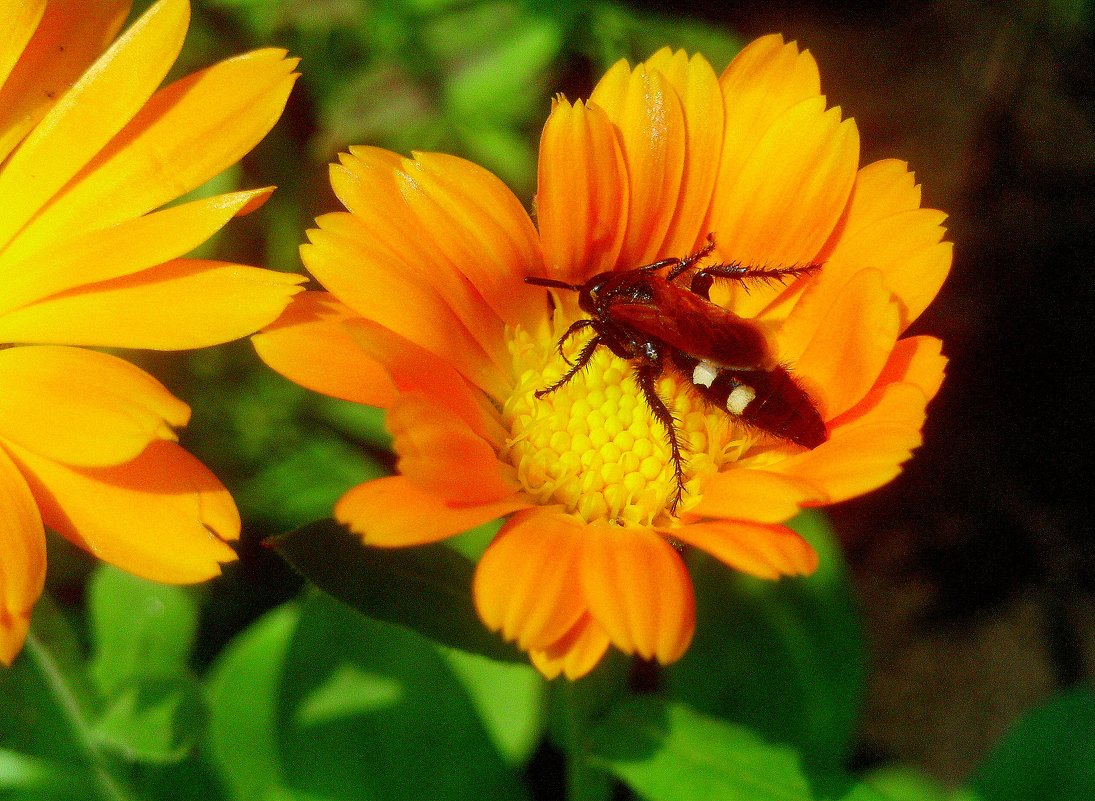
[43,0,1094,790]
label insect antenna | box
[524,276,583,292]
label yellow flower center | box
[502,313,753,526]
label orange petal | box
[15,48,298,249]
[0,346,188,467]
[0,0,187,248]
[253,291,398,409]
[791,269,901,420]
[324,149,511,369]
[0,259,305,350]
[772,382,927,503]
[810,160,950,330]
[591,60,686,267]
[870,335,948,403]
[473,510,587,651]
[5,439,239,584]
[302,214,509,401]
[580,524,694,663]
[387,393,519,505]
[390,152,545,328]
[0,0,130,163]
[347,318,508,446]
[644,48,725,257]
[0,445,46,666]
[335,476,529,547]
[529,614,611,680]
[685,468,825,523]
[671,519,819,579]
[710,96,859,281]
[536,97,628,282]
[0,188,273,313]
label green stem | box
[24,633,140,801]
[562,679,614,801]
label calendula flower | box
[255,35,950,678]
[0,0,303,664]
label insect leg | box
[634,360,687,513]
[535,334,603,398]
[689,261,821,300]
[555,318,594,365]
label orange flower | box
[255,35,950,679]
[0,0,304,664]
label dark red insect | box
[524,235,826,512]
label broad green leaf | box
[269,519,523,663]
[589,697,886,801]
[94,673,206,764]
[88,565,199,696]
[865,766,978,801]
[0,750,86,799]
[207,603,300,801]
[666,510,866,771]
[439,648,545,766]
[969,685,1095,801]
[277,593,529,801]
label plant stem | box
[25,633,140,801]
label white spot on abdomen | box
[692,360,719,388]
[726,384,756,415]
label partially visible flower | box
[256,35,950,678]
[0,0,303,664]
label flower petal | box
[347,317,508,446]
[0,0,129,163]
[0,0,187,248]
[710,95,859,278]
[5,439,239,583]
[791,269,901,420]
[0,445,45,666]
[474,510,587,651]
[0,346,188,467]
[536,97,628,282]
[253,291,397,408]
[870,335,947,403]
[13,48,298,251]
[529,614,611,680]
[0,188,274,314]
[335,476,529,547]
[324,149,512,368]
[0,259,305,350]
[671,519,818,579]
[644,48,725,257]
[685,468,825,523]
[389,151,545,328]
[591,60,686,267]
[387,393,519,505]
[302,213,509,400]
[771,382,928,503]
[580,524,694,663]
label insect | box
[524,235,827,512]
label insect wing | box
[609,277,772,369]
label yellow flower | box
[0,0,304,664]
[255,35,950,679]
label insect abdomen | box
[675,354,826,448]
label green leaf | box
[88,565,199,696]
[588,697,886,801]
[269,519,523,663]
[865,766,978,801]
[666,510,866,771]
[94,673,206,764]
[276,593,530,801]
[207,603,300,801]
[969,685,1095,801]
[0,750,86,799]
[439,648,545,765]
